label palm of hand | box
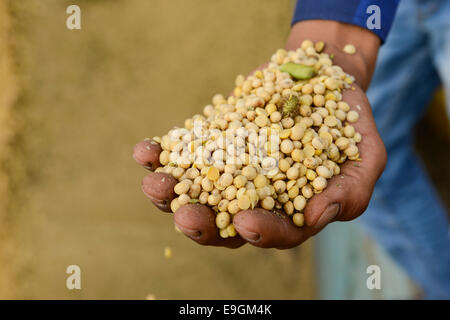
[134,84,386,249]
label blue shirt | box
[292,0,400,43]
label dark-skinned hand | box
[133,20,387,249]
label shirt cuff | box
[292,0,400,43]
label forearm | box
[286,20,381,91]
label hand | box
[133,20,387,249]
[134,83,386,249]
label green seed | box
[282,95,299,118]
[279,62,317,80]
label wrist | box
[286,20,380,90]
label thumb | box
[303,165,372,229]
[305,87,387,229]
[304,127,386,228]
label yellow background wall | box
[2,0,316,299]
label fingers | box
[232,208,318,249]
[139,153,244,249]
[304,87,387,228]
[136,140,172,211]
[142,174,246,248]
[174,204,246,248]
[133,139,162,170]
[142,172,178,212]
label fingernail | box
[141,185,156,201]
[315,203,340,229]
[246,232,260,242]
[238,228,260,242]
[152,200,171,213]
[174,223,202,239]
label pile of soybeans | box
[152,40,361,238]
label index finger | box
[133,139,162,170]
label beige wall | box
[2,0,316,299]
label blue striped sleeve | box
[292,0,400,43]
